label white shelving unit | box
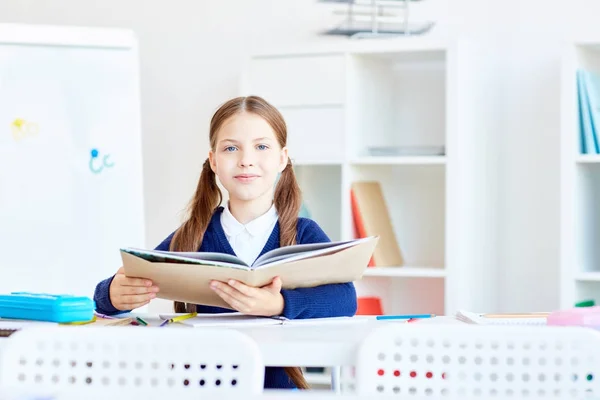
[351,156,446,165]
[561,42,600,308]
[363,266,446,278]
[241,38,497,317]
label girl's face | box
[209,112,288,205]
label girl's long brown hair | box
[170,96,307,389]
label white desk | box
[0,316,466,396]
[0,315,463,368]
[130,315,464,367]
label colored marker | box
[160,312,198,327]
[94,312,118,320]
[376,314,436,321]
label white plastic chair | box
[355,324,600,398]
[0,326,264,396]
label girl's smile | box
[234,173,260,183]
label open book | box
[124,237,375,270]
[121,236,379,309]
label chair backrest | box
[355,324,600,398]
[0,326,264,396]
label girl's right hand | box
[109,267,159,310]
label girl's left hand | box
[210,277,284,317]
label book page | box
[121,248,249,269]
[253,237,373,268]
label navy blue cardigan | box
[94,207,357,389]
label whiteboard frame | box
[0,23,137,48]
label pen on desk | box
[94,312,118,320]
[160,312,198,327]
[376,314,436,321]
[136,317,148,326]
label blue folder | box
[578,69,600,154]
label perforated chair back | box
[355,323,600,398]
[0,326,264,396]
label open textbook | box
[121,236,379,308]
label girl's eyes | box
[223,144,269,152]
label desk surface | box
[134,315,464,367]
[0,315,464,367]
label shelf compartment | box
[350,164,445,268]
[347,50,446,159]
[294,165,342,241]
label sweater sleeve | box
[93,275,122,315]
[93,231,176,315]
[280,219,358,319]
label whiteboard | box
[0,24,145,297]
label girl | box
[93,95,358,389]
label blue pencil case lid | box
[0,292,95,323]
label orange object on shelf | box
[351,188,375,267]
[357,296,383,315]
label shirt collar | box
[221,203,278,237]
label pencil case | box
[0,292,95,323]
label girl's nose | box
[239,152,255,167]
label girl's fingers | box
[211,281,250,304]
[227,280,259,297]
[123,300,151,310]
[121,277,153,287]
[214,288,247,313]
[121,293,156,305]
[122,286,158,295]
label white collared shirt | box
[221,203,278,266]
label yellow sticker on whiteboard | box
[11,118,39,141]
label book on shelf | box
[351,189,375,267]
[350,181,404,267]
[121,236,379,309]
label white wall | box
[472,0,600,312]
[451,0,600,312]
[2,0,600,312]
